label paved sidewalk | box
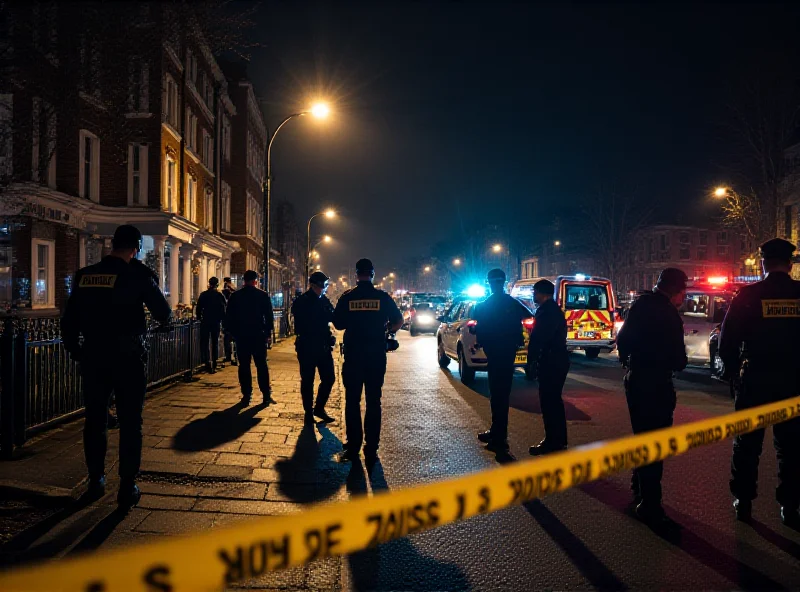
[0,338,349,591]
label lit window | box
[128,143,148,206]
[221,181,231,232]
[164,156,177,212]
[32,239,55,308]
[205,186,214,231]
[186,175,197,222]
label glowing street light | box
[323,235,332,243]
[324,209,336,219]
[310,103,330,119]
[424,266,431,272]
[453,258,461,266]
[554,240,561,247]
[492,244,502,253]
[264,103,331,292]
[714,186,728,198]
[389,272,395,278]
[306,208,337,281]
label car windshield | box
[415,304,434,312]
[563,284,610,310]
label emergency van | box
[511,275,621,359]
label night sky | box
[248,2,800,277]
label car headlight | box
[417,315,433,324]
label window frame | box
[164,74,179,129]
[221,181,231,232]
[78,129,100,202]
[204,186,214,231]
[128,143,148,206]
[164,155,177,213]
[31,238,56,309]
[186,174,197,222]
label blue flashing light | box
[465,284,486,299]
[574,273,587,281]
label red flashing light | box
[707,276,728,285]
[466,320,478,327]
[523,318,535,329]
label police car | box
[436,297,534,385]
[679,277,738,367]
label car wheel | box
[585,347,600,360]
[410,326,418,337]
[458,347,475,385]
[438,341,450,368]
[711,349,724,378]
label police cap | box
[112,224,142,250]
[355,259,375,275]
[656,267,688,294]
[533,279,555,296]
[243,269,259,282]
[309,271,330,287]
[223,277,232,284]
[759,238,796,260]
[486,268,506,283]
[209,276,219,287]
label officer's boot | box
[117,480,141,509]
[84,475,106,501]
[733,498,753,522]
[781,506,800,529]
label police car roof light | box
[574,273,587,281]
[465,284,486,298]
[707,276,728,285]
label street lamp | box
[306,209,336,282]
[389,272,395,278]
[453,258,461,266]
[714,186,728,198]
[554,240,561,247]
[263,104,330,293]
[424,266,431,272]
[492,244,502,253]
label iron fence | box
[0,317,227,457]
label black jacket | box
[62,255,171,353]
[616,289,687,373]
[473,292,532,357]
[527,298,568,368]
[719,271,800,373]
[224,285,274,341]
[292,290,334,344]
[196,288,227,326]
[333,281,403,352]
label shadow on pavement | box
[172,400,267,451]
[442,370,591,421]
[750,519,800,561]
[346,459,470,592]
[273,423,347,503]
[582,479,788,590]
[524,499,628,591]
[68,506,129,554]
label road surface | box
[344,330,800,591]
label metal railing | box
[0,317,228,457]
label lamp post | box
[262,103,329,294]
[306,211,336,282]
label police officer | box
[333,259,403,463]
[474,269,533,453]
[616,268,688,526]
[719,238,800,528]
[196,276,227,374]
[292,271,336,424]
[61,225,171,507]
[527,279,569,456]
[222,277,237,366]
[225,270,274,405]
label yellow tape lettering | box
[143,565,171,592]
[686,425,723,449]
[725,419,752,438]
[304,523,342,562]
[757,408,788,429]
[367,501,440,547]
[570,461,592,486]
[509,469,565,503]
[600,445,649,477]
[219,536,289,584]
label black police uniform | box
[291,289,336,415]
[222,283,236,363]
[61,255,171,488]
[719,239,800,515]
[528,297,569,449]
[473,292,531,445]
[333,281,403,456]
[225,285,274,401]
[616,288,687,506]
[196,286,227,371]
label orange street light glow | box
[310,103,330,119]
[714,187,728,198]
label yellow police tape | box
[2,395,799,592]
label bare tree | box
[720,52,800,243]
[580,188,652,286]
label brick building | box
[616,225,752,294]
[1,3,240,315]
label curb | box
[0,480,80,505]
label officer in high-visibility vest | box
[719,238,800,528]
[62,225,171,508]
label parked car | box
[436,298,534,385]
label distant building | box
[617,225,752,295]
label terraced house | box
[0,2,256,316]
